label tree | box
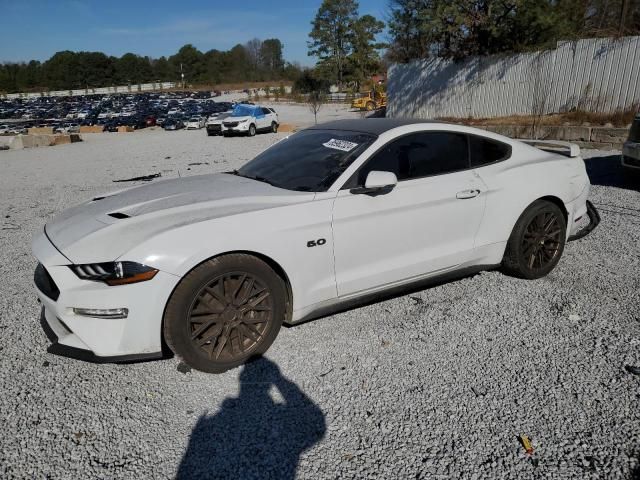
[386,0,432,63]
[115,53,152,84]
[293,69,330,94]
[387,0,640,63]
[169,44,205,85]
[348,14,385,90]
[307,90,326,124]
[308,0,360,90]
[260,39,285,74]
[0,37,301,93]
[152,56,171,81]
[245,38,263,80]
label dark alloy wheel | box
[502,200,567,279]
[188,272,273,362]
[521,211,562,270]
[164,254,286,373]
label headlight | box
[69,261,158,285]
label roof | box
[308,118,442,135]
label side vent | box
[108,212,130,219]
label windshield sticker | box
[322,138,359,152]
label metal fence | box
[388,36,640,119]
[1,82,177,99]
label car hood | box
[224,115,251,123]
[207,113,231,123]
[45,173,314,264]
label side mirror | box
[350,171,398,196]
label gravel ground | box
[0,121,639,479]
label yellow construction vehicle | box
[351,86,387,111]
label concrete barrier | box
[27,127,54,135]
[480,125,627,150]
[2,134,82,150]
[79,125,105,133]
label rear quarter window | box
[469,135,512,167]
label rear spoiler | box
[519,139,581,158]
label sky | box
[0,0,390,66]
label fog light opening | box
[73,308,129,319]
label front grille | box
[223,122,239,128]
[34,263,60,301]
[623,155,640,167]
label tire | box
[248,124,256,137]
[365,101,375,111]
[271,122,278,133]
[501,200,567,280]
[164,254,286,373]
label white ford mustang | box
[32,119,599,373]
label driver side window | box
[348,131,469,187]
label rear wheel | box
[164,254,286,373]
[502,200,567,279]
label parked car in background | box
[163,119,185,131]
[186,117,206,129]
[622,113,640,173]
[221,104,279,137]
[205,104,234,136]
[55,123,80,134]
[206,112,232,136]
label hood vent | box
[108,212,130,219]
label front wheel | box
[164,254,286,373]
[248,124,256,137]
[502,200,567,279]
[271,122,278,133]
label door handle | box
[456,189,481,199]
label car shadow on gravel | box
[584,154,640,192]
[176,357,326,480]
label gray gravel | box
[0,125,639,479]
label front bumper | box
[32,230,180,362]
[222,122,250,133]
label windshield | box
[235,129,376,192]
[232,105,255,117]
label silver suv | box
[622,114,640,171]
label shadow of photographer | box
[176,357,326,480]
